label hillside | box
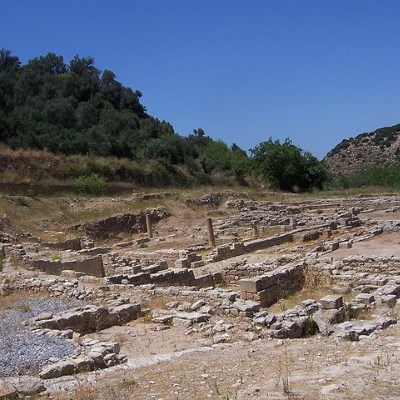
[0,50,254,188]
[324,124,400,175]
[0,50,327,192]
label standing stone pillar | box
[252,221,259,237]
[206,217,216,247]
[146,214,153,239]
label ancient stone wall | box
[209,233,293,262]
[239,263,306,306]
[32,256,105,278]
[106,268,222,289]
[45,238,82,251]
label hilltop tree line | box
[0,49,327,191]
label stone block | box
[39,360,77,379]
[378,295,397,307]
[239,276,267,293]
[320,295,343,310]
[378,284,400,297]
[352,293,375,305]
[152,315,174,325]
[174,258,191,268]
[255,287,280,307]
[191,260,205,268]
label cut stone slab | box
[352,293,375,305]
[320,295,343,310]
[39,360,77,379]
[174,312,211,323]
[152,315,174,325]
[233,299,261,313]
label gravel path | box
[0,296,81,377]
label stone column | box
[146,214,153,239]
[252,221,259,237]
[206,217,216,247]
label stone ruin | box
[2,194,400,396]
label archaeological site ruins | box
[1,191,400,398]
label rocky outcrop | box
[324,124,400,175]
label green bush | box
[74,173,108,195]
[16,196,28,206]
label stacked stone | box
[239,263,305,307]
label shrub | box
[16,196,28,206]
[73,173,108,195]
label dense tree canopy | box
[251,138,327,191]
[0,50,328,190]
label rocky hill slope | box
[324,124,400,175]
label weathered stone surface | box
[352,293,375,305]
[32,255,105,277]
[233,299,260,315]
[312,310,335,336]
[213,333,231,344]
[174,311,210,323]
[70,208,170,240]
[12,376,45,396]
[39,360,77,379]
[31,302,141,333]
[320,295,344,310]
[0,380,17,400]
[271,318,306,339]
[73,356,94,373]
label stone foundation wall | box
[209,233,293,262]
[32,256,105,278]
[106,268,222,289]
[239,263,306,307]
[45,238,82,251]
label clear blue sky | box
[1,0,400,158]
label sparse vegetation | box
[74,173,108,196]
[18,303,31,313]
[16,196,28,207]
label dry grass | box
[0,290,46,312]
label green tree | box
[251,138,326,191]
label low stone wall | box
[209,233,293,262]
[223,262,277,282]
[340,256,400,273]
[239,263,306,306]
[106,268,223,289]
[243,233,294,253]
[32,256,105,278]
[107,268,195,286]
[31,303,141,333]
[45,238,82,251]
